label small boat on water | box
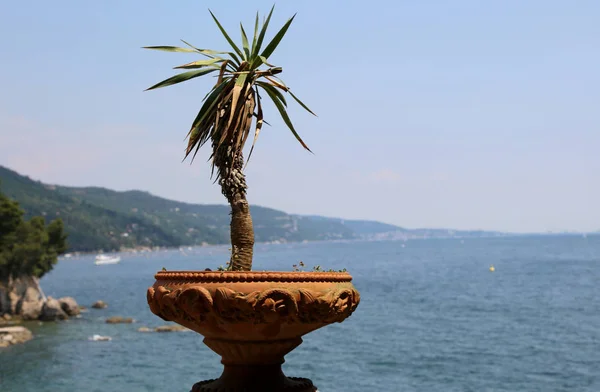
[94,254,121,265]
[89,334,112,341]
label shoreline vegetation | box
[1,177,82,329]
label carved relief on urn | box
[147,270,360,391]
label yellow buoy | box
[489,265,495,272]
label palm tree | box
[144,7,315,271]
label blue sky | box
[0,1,598,233]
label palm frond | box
[209,10,245,61]
[261,84,312,152]
[143,46,197,53]
[173,58,224,70]
[184,79,232,159]
[251,12,259,56]
[287,90,317,116]
[260,14,296,61]
[240,23,251,60]
[251,5,275,66]
[180,39,240,68]
[145,68,218,91]
[256,81,287,106]
[262,77,316,116]
[145,6,315,177]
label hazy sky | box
[0,1,598,233]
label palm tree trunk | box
[211,90,256,271]
[226,152,254,271]
[215,146,254,271]
[229,195,254,271]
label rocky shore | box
[0,276,83,347]
[0,274,193,348]
[1,295,81,322]
[0,326,33,347]
[0,276,81,322]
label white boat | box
[94,254,121,265]
[89,334,112,341]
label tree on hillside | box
[0,183,67,281]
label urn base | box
[191,366,316,392]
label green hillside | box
[0,166,399,252]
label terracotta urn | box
[147,270,360,391]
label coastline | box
[60,231,600,260]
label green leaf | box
[145,68,217,91]
[179,39,202,51]
[257,81,287,106]
[262,76,315,115]
[240,23,250,61]
[142,46,197,53]
[179,40,214,58]
[184,79,232,153]
[235,72,248,87]
[174,58,223,69]
[259,56,275,67]
[251,5,275,63]
[194,79,231,128]
[251,12,259,57]
[209,10,245,61]
[261,83,312,152]
[288,91,317,116]
[260,14,296,61]
[268,75,287,88]
[203,75,231,101]
[181,41,228,57]
[216,51,241,69]
[180,39,240,68]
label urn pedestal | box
[147,271,360,392]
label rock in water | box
[40,298,68,321]
[91,300,108,309]
[154,325,189,332]
[106,316,134,324]
[20,300,43,320]
[58,297,80,316]
[1,277,79,322]
[1,276,44,320]
[0,326,33,347]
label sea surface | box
[1,236,599,392]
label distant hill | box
[0,166,403,252]
[0,166,510,252]
[300,215,403,235]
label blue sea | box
[1,236,599,392]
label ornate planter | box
[147,270,360,391]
